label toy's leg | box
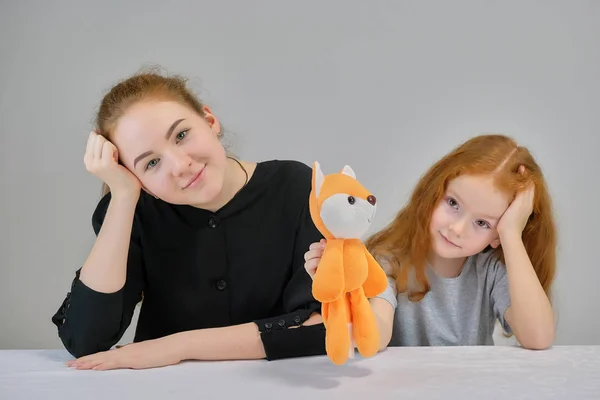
[312,239,345,302]
[362,249,390,298]
[348,287,380,358]
[325,295,352,365]
[321,302,329,328]
[343,239,368,291]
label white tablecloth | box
[1,345,599,399]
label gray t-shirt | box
[376,248,512,346]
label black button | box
[293,316,301,323]
[216,280,227,290]
[208,217,218,228]
[265,322,272,329]
[278,319,285,327]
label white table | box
[1,346,599,399]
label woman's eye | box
[176,130,188,141]
[146,159,159,169]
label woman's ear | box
[202,105,222,136]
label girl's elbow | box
[519,330,555,350]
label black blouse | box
[52,159,326,360]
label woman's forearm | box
[79,193,139,293]
[172,323,266,361]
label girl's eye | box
[176,130,188,141]
[476,220,491,229]
[446,197,458,208]
[146,159,159,170]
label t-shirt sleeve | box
[486,253,513,335]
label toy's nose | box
[367,195,376,205]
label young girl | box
[52,69,327,370]
[304,134,556,350]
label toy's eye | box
[347,196,355,205]
[367,195,376,205]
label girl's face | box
[429,174,511,260]
[111,100,227,206]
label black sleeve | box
[51,192,146,358]
[253,173,327,360]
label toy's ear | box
[341,165,356,179]
[313,161,325,197]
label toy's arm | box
[362,250,389,298]
[312,239,345,302]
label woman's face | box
[111,100,227,206]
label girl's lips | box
[440,232,460,248]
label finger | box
[518,165,525,175]
[93,361,116,371]
[85,131,96,157]
[75,359,101,370]
[93,134,105,160]
[84,132,98,166]
[304,249,323,261]
[305,259,319,275]
[309,242,323,251]
[101,140,115,164]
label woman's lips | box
[183,167,206,189]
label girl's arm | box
[369,298,395,351]
[500,233,555,350]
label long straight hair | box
[365,134,557,302]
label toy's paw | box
[312,242,345,302]
[312,280,344,303]
[325,297,352,365]
[349,289,380,358]
[363,251,390,298]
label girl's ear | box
[490,237,501,248]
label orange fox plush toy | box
[309,161,389,365]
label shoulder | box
[471,247,507,283]
[472,247,504,269]
[257,159,312,180]
[253,159,313,194]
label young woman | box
[52,70,326,370]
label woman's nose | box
[171,153,193,176]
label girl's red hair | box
[366,134,557,302]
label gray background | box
[1,0,598,349]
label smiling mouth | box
[182,167,205,189]
[440,232,460,248]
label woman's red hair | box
[366,134,557,302]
